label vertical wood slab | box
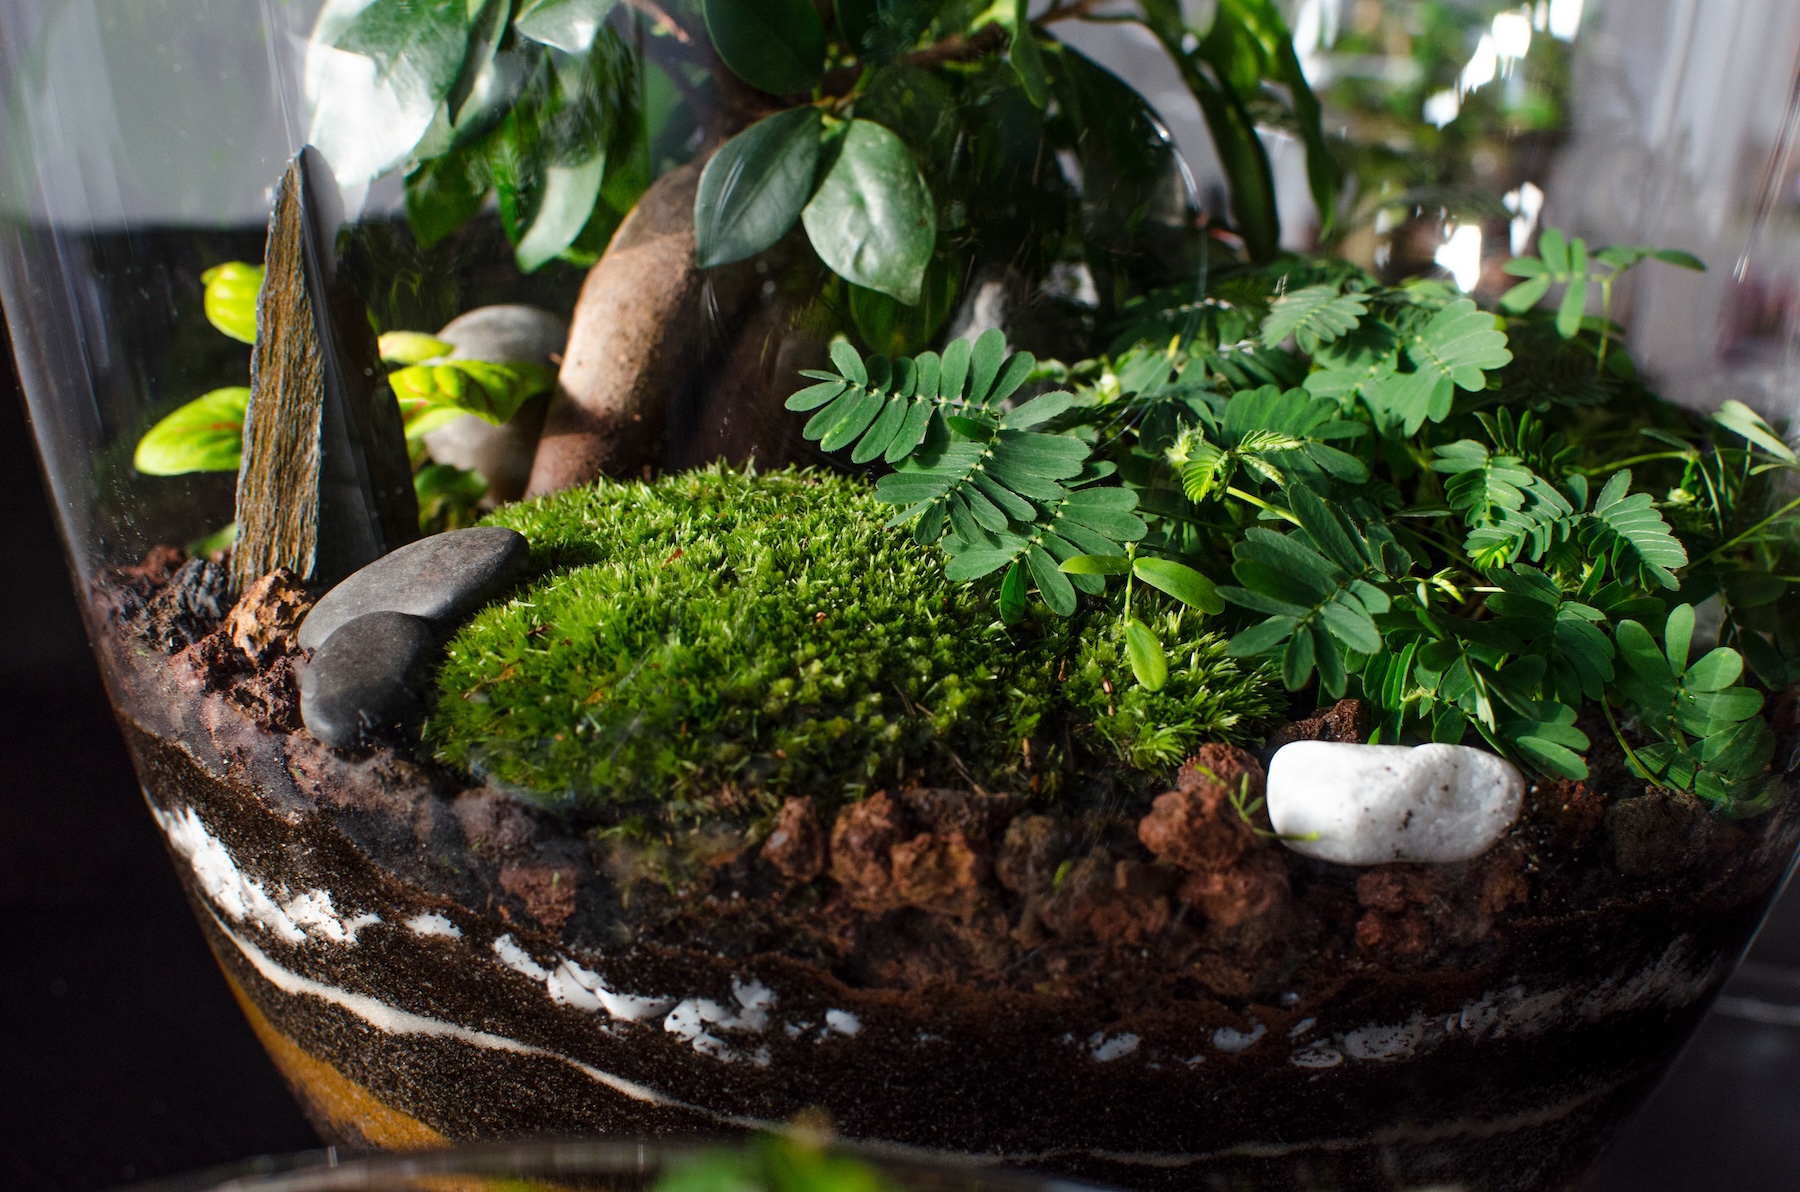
[234,147,417,592]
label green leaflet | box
[1219,486,1408,695]
[388,359,557,425]
[1171,384,1368,501]
[1260,284,1367,354]
[1365,298,1511,435]
[201,262,263,344]
[787,330,1038,466]
[1611,605,1772,804]
[134,387,251,476]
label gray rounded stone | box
[424,306,569,503]
[436,304,569,366]
[299,611,437,750]
[298,526,530,651]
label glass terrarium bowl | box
[5,2,1800,1191]
[128,1135,1091,1192]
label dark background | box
[1,325,1796,1190]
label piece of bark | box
[234,147,417,591]
[526,156,757,494]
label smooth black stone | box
[298,611,436,750]
[297,525,529,651]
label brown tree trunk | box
[525,156,755,495]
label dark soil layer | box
[100,553,1800,1192]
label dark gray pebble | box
[297,526,529,651]
[299,611,437,750]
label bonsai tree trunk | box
[525,155,756,495]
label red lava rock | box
[453,789,539,858]
[899,787,1019,846]
[1474,844,1531,916]
[762,796,826,882]
[1356,867,1448,914]
[178,630,247,693]
[225,568,313,666]
[1356,908,1431,955]
[829,791,909,912]
[1137,744,1266,871]
[499,863,579,930]
[891,830,989,918]
[116,544,187,595]
[1038,852,1176,944]
[1265,697,1372,751]
[1179,849,1289,929]
[1531,778,1607,849]
[995,814,1071,895]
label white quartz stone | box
[1266,741,1524,865]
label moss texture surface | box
[427,467,1278,811]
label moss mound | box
[427,466,1277,811]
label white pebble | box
[1266,742,1523,866]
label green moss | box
[1066,610,1284,771]
[426,466,1278,812]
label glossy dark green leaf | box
[849,255,958,356]
[1011,17,1049,108]
[515,153,605,272]
[514,0,620,53]
[405,148,491,249]
[802,119,936,304]
[312,0,478,182]
[702,0,825,95]
[695,108,822,268]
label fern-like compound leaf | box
[1365,299,1512,434]
[1585,469,1688,591]
[1261,284,1369,354]
[787,329,1048,466]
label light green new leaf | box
[513,0,620,53]
[1713,399,1797,462]
[802,120,937,304]
[134,387,250,476]
[1133,557,1224,614]
[1061,553,1133,576]
[201,263,263,344]
[702,0,825,96]
[379,331,453,365]
[1125,617,1169,691]
[1260,284,1367,354]
[695,107,822,268]
[388,359,556,424]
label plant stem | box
[1581,450,1693,475]
[1601,695,1655,784]
[1692,494,1800,566]
[1225,486,1301,525]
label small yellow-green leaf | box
[1125,617,1168,692]
[388,359,555,425]
[379,331,453,365]
[1060,553,1131,575]
[134,387,250,475]
[201,262,263,344]
[1133,557,1225,614]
